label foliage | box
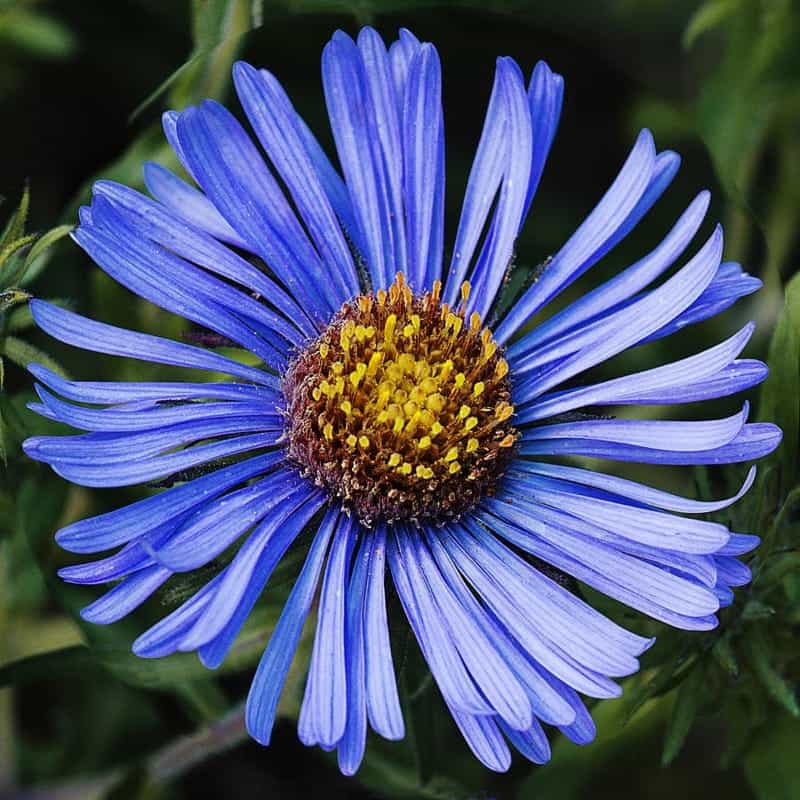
[0,1,798,799]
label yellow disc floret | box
[283,274,517,525]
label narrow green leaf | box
[759,271,800,495]
[0,7,77,59]
[5,303,34,332]
[0,184,29,249]
[0,335,66,377]
[132,0,257,120]
[760,551,800,585]
[661,664,706,765]
[0,232,37,274]
[747,631,800,718]
[711,636,738,677]
[18,223,74,286]
[622,653,698,724]
[683,0,741,49]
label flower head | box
[23,27,780,774]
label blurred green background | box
[1,1,799,798]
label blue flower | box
[24,27,781,774]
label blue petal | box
[717,533,760,556]
[197,493,326,669]
[28,301,276,387]
[440,523,632,697]
[643,261,762,343]
[521,403,749,453]
[713,555,752,587]
[515,322,760,419]
[409,528,532,730]
[455,518,650,668]
[50,432,278,488]
[520,422,782,464]
[31,385,279,433]
[513,225,723,401]
[142,161,250,249]
[175,102,336,321]
[337,533,371,775]
[522,60,563,220]
[52,452,284,553]
[467,58,533,321]
[297,513,356,748]
[500,718,551,764]
[423,527,576,726]
[363,525,404,740]
[181,487,325,654]
[604,360,768,406]
[447,709,511,772]
[80,565,171,624]
[510,190,710,359]
[133,573,220,658]
[511,461,756,514]
[246,508,343,746]
[322,31,398,289]
[445,59,507,303]
[28,363,277,406]
[232,61,359,302]
[357,28,408,281]
[402,42,444,291]
[387,526,493,715]
[499,474,730,554]
[495,128,658,342]
[25,415,281,466]
[93,180,316,337]
[151,470,306,573]
[480,500,722,628]
[388,28,421,98]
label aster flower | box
[23,26,781,774]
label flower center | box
[283,274,517,526]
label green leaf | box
[0,7,77,59]
[0,335,66,377]
[711,636,738,677]
[759,271,800,495]
[0,645,95,687]
[683,0,741,48]
[18,223,74,286]
[661,663,706,765]
[0,184,30,248]
[745,713,800,800]
[746,631,800,718]
[131,0,258,120]
[0,232,37,274]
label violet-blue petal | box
[232,61,359,301]
[337,533,371,775]
[298,513,356,748]
[80,565,171,624]
[246,508,342,745]
[53,452,283,554]
[142,161,250,249]
[402,42,444,291]
[363,525,404,740]
[387,526,492,715]
[28,300,276,387]
[495,128,657,342]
